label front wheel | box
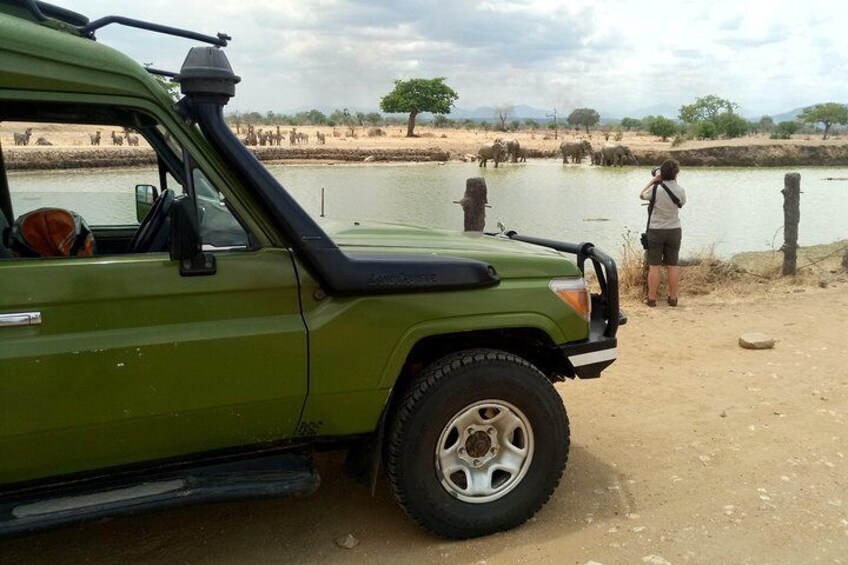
[387,349,570,539]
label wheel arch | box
[364,324,571,495]
[377,314,568,391]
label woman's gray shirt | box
[640,179,686,230]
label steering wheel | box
[129,189,175,253]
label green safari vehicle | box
[0,1,624,539]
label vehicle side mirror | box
[135,184,158,223]
[169,198,216,276]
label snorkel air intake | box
[177,47,499,295]
[177,47,239,100]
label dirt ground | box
[2,283,846,565]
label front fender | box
[377,312,567,389]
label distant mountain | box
[448,105,552,120]
[770,107,805,123]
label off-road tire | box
[387,349,570,539]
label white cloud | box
[48,0,848,117]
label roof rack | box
[144,67,180,79]
[8,0,88,26]
[8,0,230,47]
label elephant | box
[560,139,592,164]
[599,144,638,166]
[591,150,602,166]
[478,142,506,168]
[516,147,528,162]
[495,137,520,163]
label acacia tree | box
[678,95,751,138]
[758,115,775,133]
[799,103,848,139]
[620,117,642,131]
[380,77,458,137]
[364,112,383,126]
[567,108,600,134]
[679,95,737,124]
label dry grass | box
[613,232,848,303]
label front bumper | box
[503,232,626,379]
[557,323,619,379]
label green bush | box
[646,116,677,141]
[694,120,718,139]
[715,112,748,138]
[770,121,800,139]
[432,115,451,128]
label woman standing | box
[640,159,686,307]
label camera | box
[650,165,661,178]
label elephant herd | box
[477,137,638,168]
[477,137,527,168]
[559,140,638,166]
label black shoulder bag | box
[640,183,682,250]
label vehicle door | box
[0,116,307,486]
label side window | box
[1,115,250,260]
[3,122,161,228]
[192,168,249,248]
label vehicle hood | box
[322,219,582,279]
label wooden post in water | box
[320,187,325,218]
[456,177,488,232]
[781,172,801,276]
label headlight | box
[549,278,591,322]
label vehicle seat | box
[9,208,96,258]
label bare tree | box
[546,108,558,140]
[494,105,514,132]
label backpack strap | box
[660,182,683,208]
[646,184,658,231]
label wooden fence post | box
[781,172,801,276]
[456,177,488,231]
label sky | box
[50,0,848,118]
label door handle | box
[0,312,42,327]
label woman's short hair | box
[660,159,680,180]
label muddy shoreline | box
[5,143,848,171]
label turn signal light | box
[549,278,591,322]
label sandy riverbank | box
[3,123,848,169]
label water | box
[8,162,848,258]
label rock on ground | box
[739,332,775,349]
[334,533,360,549]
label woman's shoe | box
[667,297,678,307]
[645,298,657,307]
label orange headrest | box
[11,208,95,258]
